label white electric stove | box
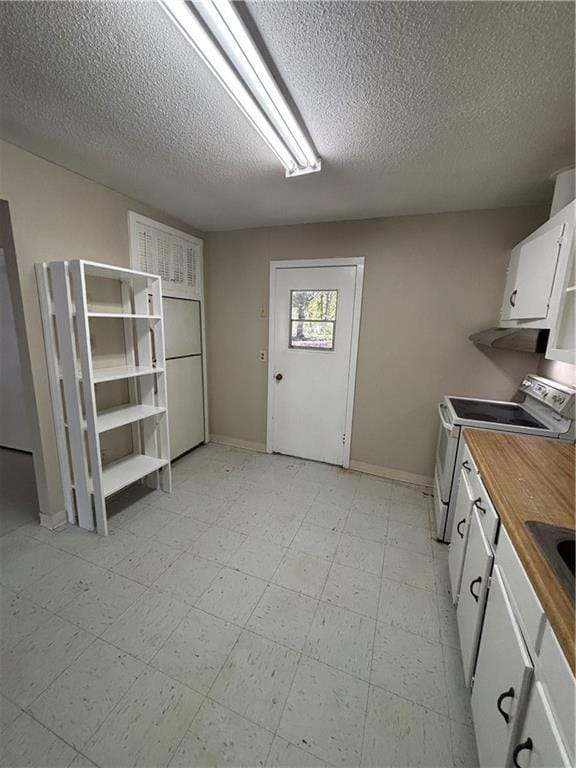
[434,374,575,542]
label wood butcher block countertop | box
[464,429,575,672]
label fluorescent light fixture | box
[158,0,321,177]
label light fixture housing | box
[158,0,321,178]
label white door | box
[0,249,32,451]
[456,508,494,685]
[163,298,205,459]
[268,261,363,466]
[471,566,533,768]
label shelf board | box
[93,365,163,383]
[102,454,168,497]
[81,260,161,282]
[565,286,576,293]
[88,312,161,320]
[97,404,166,433]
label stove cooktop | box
[449,398,550,430]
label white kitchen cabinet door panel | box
[448,468,474,604]
[501,225,564,322]
[164,298,201,358]
[511,682,571,768]
[471,566,533,768]
[456,509,493,686]
[167,356,204,460]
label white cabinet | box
[511,682,571,768]
[546,236,575,363]
[501,225,564,322]
[500,202,575,329]
[448,466,475,603]
[456,508,494,685]
[471,566,533,768]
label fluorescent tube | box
[158,0,321,177]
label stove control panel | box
[520,375,575,419]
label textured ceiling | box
[0,1,574,231]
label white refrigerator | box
[163,297,205,460]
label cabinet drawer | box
[497,526,545,655]
[468,470,500,547]
[511,682,571,768]
[471,566,533,768]
[457,508,494,685]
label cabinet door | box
[511,682,571,768]
[471,566,533,768]
[502,225,564,322]
[456,508,494,685]
[546,236,575,363]
[448,467,475,604]
[164,298,202,357]
[166,356,205,460]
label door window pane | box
[290,290,337,349]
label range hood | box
[469,327,549,353]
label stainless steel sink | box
[525,521,575,605]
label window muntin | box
[289,290,337,350]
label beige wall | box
[0,140,203,523]
[205,207,548,482]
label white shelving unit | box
[36,259,172,535]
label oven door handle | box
[438,403,457,436]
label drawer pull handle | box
[512,738,533,768]
[473,498,486,515]
[456,519,466,539]
[462,460,472,472]
[496,687,515,724]
[469,576,482,602]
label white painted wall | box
[0,248,32,451]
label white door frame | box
[266,257,365,468]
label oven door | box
[435,402,460,503]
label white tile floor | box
[0,444,479,767]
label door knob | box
[275,373,283,381]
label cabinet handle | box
[462,460,472,473]
[469,576,482,602]
[456,519,466,539]
[496,687,515,724]
[473,498,486,515]
[512,738,533,768]
[510,289,518,307]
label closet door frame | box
[127,212,209,447]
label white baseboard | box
[209,434,432,488]
[39,508,68,530]
[209,434,266,453]
[349,460,433,489]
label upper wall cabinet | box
[500,224,564,322]
[546,237,575,363]
[500,202,575,330]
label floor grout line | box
[1,446,475,768]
